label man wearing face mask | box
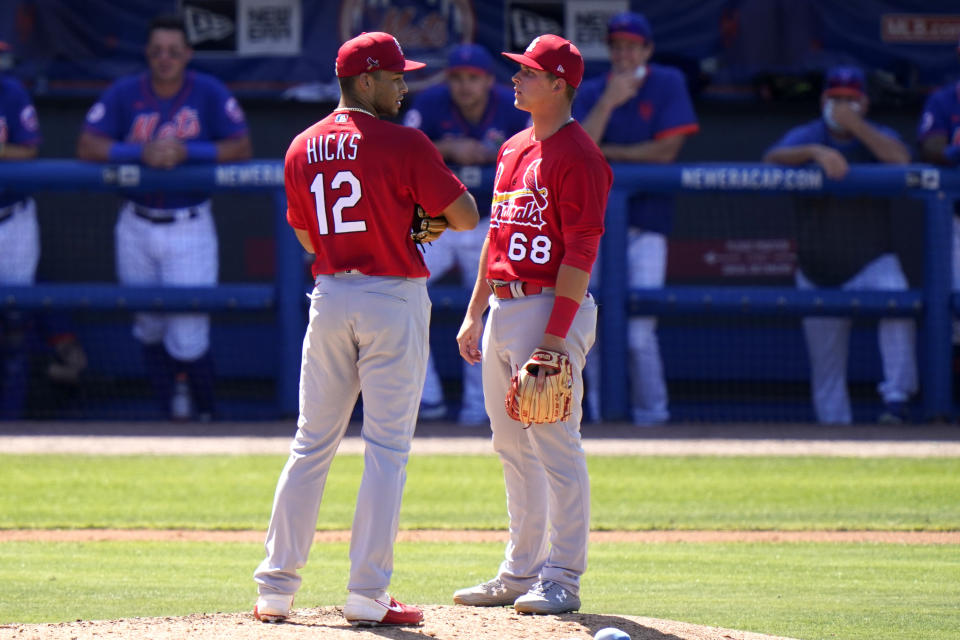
[573,11,699,426]
[763,66,916,425]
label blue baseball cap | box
[607,11,653,44]
[447,43,494,75]
[823,66,866,98]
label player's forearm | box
[442,191,479,231]
[215,135,253,162]
[76,131,121,162]
[539,264,590,351]
[553,264,590,305]
[293,228,315,253]
[464,238,492,318]
[579,103,615,144]
[847,122,910,164]
[763,145,822,166]
[602,135,686,163]
[0,142,38,160]
[434,137,495,165]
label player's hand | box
[456,314,484,365]
[443,138,494,165]
[812,145,849,179]
[598,70,641,110]
[143,139,187,169]
[828,100,864,131]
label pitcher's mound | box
[2,605,800,640]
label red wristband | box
[544,295,580,339]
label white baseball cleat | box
[343,592,424,627]
[253,593,293,622]
[514,580,581,614]
[453,577,525,606]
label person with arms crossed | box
[453,34,612,614]
[916,35,960,391]
[76,15,252,421]
[0,40,42,418]
[764,66,916,424]
[253,32,478,627]
[573,11,698,425]
[404,43,529,425]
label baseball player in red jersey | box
[453,35,613,615]
[253,32,478,627]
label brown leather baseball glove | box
[410,204,449,244]
[505,348,573,426]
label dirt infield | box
[0,606,803,640]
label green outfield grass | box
[1,453,959,639]
[2,454,959,530]
[1,540,957,639]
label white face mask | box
[822,98,861,132]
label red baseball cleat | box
[343,592,424,627]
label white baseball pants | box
[797,253,917,424]
[0,199,39,285]
[255,272,430,599]
[482,291,596,597]
[115,200,218,361]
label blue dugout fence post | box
[922,192,954,420]
[599,186,630,421]
[273,188,303,416]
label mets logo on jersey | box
[490,159,548,230]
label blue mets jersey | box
[768,118,901,162]
[0,75,41,208]
[405,84,528,152]
[918,80,960,163]
[83,70,248,209]
[574,63,698,234]
[403,83,528,216]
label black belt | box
[0,200,25,224]
[132,204,201,224]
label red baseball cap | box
[335,31,426,78]
[502,34,584,88]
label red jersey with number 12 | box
[285,110,467,278]
[486,120,612,286]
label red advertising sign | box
[668,238,796,282]
[881,14,960,43]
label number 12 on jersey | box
[311,171,365,235]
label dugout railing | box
[0,160,956,421]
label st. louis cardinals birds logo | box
[490,159,548,230]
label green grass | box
[1,455,958,530]
[1,540,958,640]
[1,453,959,639]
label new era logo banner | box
[181,0,301,56]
